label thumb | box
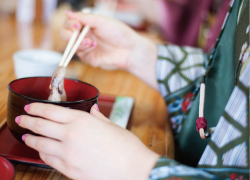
[66,11,101,28]
[90,104,110,122]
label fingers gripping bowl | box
[7,77,99,143]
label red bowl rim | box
[8,77,100,104]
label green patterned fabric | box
[150,157,218,180]
[234,0,249,84]
[150,51,249,180]
[157,45,206,136]
[149,0,249,179]
[174,0,242,167]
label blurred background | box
[0,0,231,52]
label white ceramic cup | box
[13,49,62,79]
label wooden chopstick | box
[62,24,90,67]
[59,31,79,66]
[59,8,91,67]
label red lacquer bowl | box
[7,77,99,143]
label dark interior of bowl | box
[9,77,99,102]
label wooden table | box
[0,14,174,179]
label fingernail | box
[74,24,80,29]
[24,104,30,112]
[94,103,100,112]
[22,134,27,142]
[82,39,90,46]
[90,41,97,47]
[15,116,21,124]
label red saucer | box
[0,156,15,180]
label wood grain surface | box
[0,14,174,179]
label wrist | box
[140,149,160,180]
[130,146,160,180]
[127,35,159,90]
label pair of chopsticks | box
[59,8,91,67]
[59,1,117,68]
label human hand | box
[61,11,139,70]
[61,11,158,90]
[16,103,159,180]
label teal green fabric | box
[237,0,248,24]
[175,0,242,167]
[234,0,249,83]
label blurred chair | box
[157,0,231,50]
[158,0,211,47]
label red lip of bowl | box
[0,156,15,180]
[7,77,99,143]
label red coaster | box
[0,94,132,167]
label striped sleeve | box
[149,157,218,180]
[157,44,206,99]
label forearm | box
[131,147,160,180]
